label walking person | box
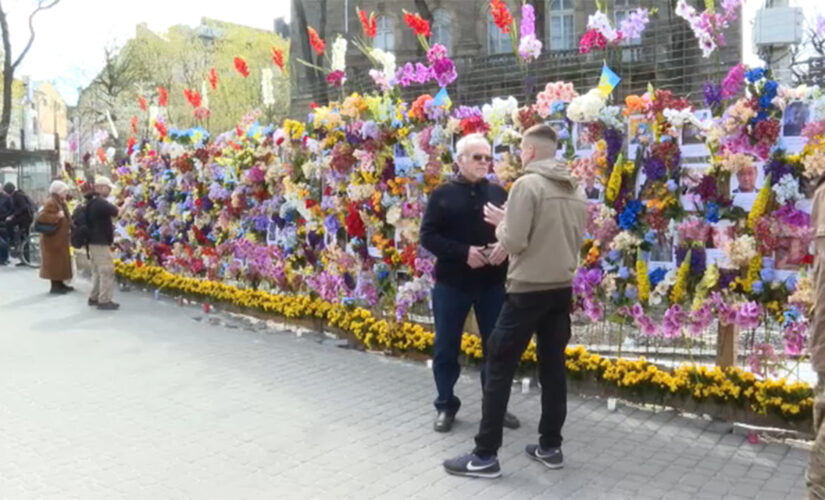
[444,124,587,478]
[420,133,520,433]
[37,181,74,294]
[85,177,120,310]
[4,183,35,266]
[807,174,825,498]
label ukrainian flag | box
[597,64,621,98]
[433,87,452,109]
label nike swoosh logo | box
[466,461,492,471]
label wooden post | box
[716,323,738,368]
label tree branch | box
[11,0,61,70]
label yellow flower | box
[747,174,772,231]
[670,250,691,304]
[636,249,650,304]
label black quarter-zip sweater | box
[419,176,508,291]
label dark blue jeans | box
[431,281,505,414]
[0,227,9,264]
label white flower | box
[587,11,619,42]
[370,48,396,78]
[811,96,825,122]
[772,173,802,205]
[567,89,606,123]
[482,96,518,125]
[261,68,275,107]
[598,105,623,129]
[663,107,696,127]
[723,235,758,268]
[331,35,348,72]
[386,205,401,226]
[609,231,642,252]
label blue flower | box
[608,250,622,262]
[618,266,630,279]
[746,67,766,83]
[649,267,667,286]
[644,230,657,244]
[760,268,775,283]
[705,202,720,223]
[763,80,779,100]
[666,179,678,192]
[625,287,638,300]
[785,274,798,291]
[751,280,763,294]
[550,101,566,114]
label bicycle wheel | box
[21,234,41,268]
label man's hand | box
[467,246,488,269]
[487,242,508,266]
[483,202,506,227]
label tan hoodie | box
[496,158,588,293]
[810,181,825,375]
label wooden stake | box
[716,323,738,368]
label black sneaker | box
[525,444,563,469]
[443,453,501,479]
[97,302,120,311]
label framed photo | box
[628,114,654,160]
[731,162,764,210]
[574,122,594,156]
[774,237,806,271]
[679,164,709,211]
[708,221,735,250]
[706,248,734,269]
[782,100,810,153]
[680,109,711,158]
[394,142,414,175]
[493,141,511,162]
[649,237,675,265]
[584,178,604,202]
[266,220,280,246]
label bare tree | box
[0,0,61,147]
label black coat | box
[419,177,508,291]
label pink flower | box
[735,302,762,329]
[721,63,745,99]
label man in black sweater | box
[3,183,35,266]
[87,176,120,311]
[420,133,520,433]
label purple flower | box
[520,4,536,38]
[431,57,457,88]
[453,106,482,119]
[662,305,685,338]
[604,128,624,168]
[426,43,448,64]
[324,214,340,235]
[703,81,722,110]
[721,63,745,99]
[395,62,433,87]
[736,302,762,329]
[643,155,666,181]
[764,157,794,184]
[618,8,650,40]
[774,203,810,227]
[361,120,380,140]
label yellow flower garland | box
[670,250,691,304]
[636,249,650,304]
[747,174,772,231]
[114,261,812,422]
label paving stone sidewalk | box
[0,268,810,499]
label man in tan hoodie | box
[808,177,825,498]
[444,124,587,478]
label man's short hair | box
[455,133,489,158]
[522,124,558,146]
[3,183,14,194]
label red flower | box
[345,202,366,238]
[193,107,211,121]
[271,47,286,72]
[137,95,148,112]
[307,27,326,55]
[579,29,608,54]
[126,136,137,155]
[459,116,490,135]
[130,116,138,134]
[183,88,202,108]
[358,9,377,38]
[403,12,431,37]
[154,121,167,139]
[754,118,781,146]
[489,0,513,34]
[305,199,318,209]
[309,102,319,110]
[326,70,346,87]
[157,86,168,107]
[208,67,219,90]
[234,57,250,78]
[802,254,814,265]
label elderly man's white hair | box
[455,133,490,158]
[49,180,70,195]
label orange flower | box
[137,95,147,112]
[490,0,513,34]
[409,94,433,122]
[624,95,646,116]
[307,27,326,55]
[157,86,168,107]
[271,47,286,73]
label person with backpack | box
[4,183,35,266]
[77,176,120,311]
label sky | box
[5,0,291,105]
[4,0,824,107]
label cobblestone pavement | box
[0,268,810,499]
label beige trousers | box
[89,244,115,304]
[810,379,825,499]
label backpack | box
[71,200,92,249]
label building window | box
[548,0,575,51]
[432,9,452,51]
[374,16,395,53]
[487,13,510,54]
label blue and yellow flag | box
[433,87,452,109]
[597,64,621,98]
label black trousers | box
[473,287,573,458]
